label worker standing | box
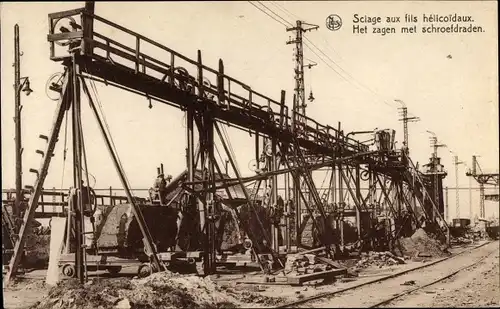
[153,173,172,205]
[153,173,167,205]
[81,180,95,218]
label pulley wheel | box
[243,238,253,250]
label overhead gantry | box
[4,5,450,283]
[466,155,499,217]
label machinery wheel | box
[106,266,122,275]
[62,264,76,278]
[137,263,152,278]
[243,238,253,250]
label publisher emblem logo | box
[326,14,342,31]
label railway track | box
[274,241,495,308]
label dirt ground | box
[2,241,498,309]
[291,240,499,308]
[385,242,499,308]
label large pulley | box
[51,16,81,47]
[45,71,66,101]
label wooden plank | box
[47,31,84,42]
[296,246,326,256]
[48,8,85,19]
[286,268,347,286]
[316,256,344,269]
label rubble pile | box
[24,225,50,267]
[397,228,450,259]
[451,236,474,245]
[450,228,476,245]
[284,253,334,275]
[355,251,406,269]
[31,271,279,309]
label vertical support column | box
[479,183,485,218]
[82,1,95,55]
[255,133,260,170]
[206,114,216,274]
[186,108,195,189]
[70,54,85,284]
[368,168,374,214]
[445,186,449,222]
[217,59,225,106]
[196,50,216,274]
[367,168,374,249]
[338,162,344,249]
[331,164,337,236]
[468,176,473,220]
[294,159,301,247]
[271,137,279,252]
[355,165,361,241]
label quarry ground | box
[2,240,499,309]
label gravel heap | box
[397,228,450,258]
[30,271,280,309]
[356,251,406,269]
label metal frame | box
[4,6,454,282]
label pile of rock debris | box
[30,271,279,309]
[397,228,450,259]
[356,251,406,269]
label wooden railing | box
[2,188,146,217]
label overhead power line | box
[247,1,289,27]
[257,1,292,26]
[303,37,396,109]
[271,1,301,21]
[250,1,396,110]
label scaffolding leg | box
[4,74,70,285]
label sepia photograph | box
[1,1,498,308]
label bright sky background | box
[1,1,498,220]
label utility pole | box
[286,20,318,246]
[453,155,464,219]
[14,24,22,220]
[286,20,318,123]
[13,25,32,221]
[396,100,419,151]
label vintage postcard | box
[1,1,498,308]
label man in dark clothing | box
[80,180,95,217]
[153,173,167,204]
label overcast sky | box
[1,1,498,219]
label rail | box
[273,241,493,308]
